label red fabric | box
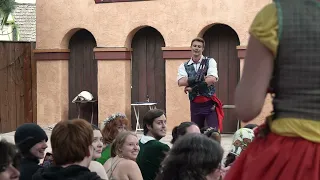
[193,95,224,131]
[210,94,224,132]
[224,132,320,180]
[193,96,211,103]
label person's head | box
[156,134,223,180]
[171,122,200,144]
[201,127,221,144]
[51,119,94,167]
[101,113,129,145]
[0,140,21,180]
[243,124,258,131]
[143,109,167,140]
[225,128,254,167]
[14,123,48,159]
[91,124,103,160]
[110,131,140,161]
[190,37,205,59]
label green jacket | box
[136,137,170,180]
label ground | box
[0,128,234,160]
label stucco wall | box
[36,0,271,49]
[97,60,131,127]
[37,60,68,127]
[166,59,191,129]
[36,0,273,129]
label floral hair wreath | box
[103,113,126,125]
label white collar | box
[140,135,156,144]
[187,55,205,65]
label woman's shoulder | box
[118,158,139,168]
[89,161,109,180]
[90,161,104,168]
[118,159,143,179]
[250,2,279,56]
[103,157,114,169]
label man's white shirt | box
[177,55,219,82]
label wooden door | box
[0,41,35,133]
[203,24,240,133]
[68,29,98,125]
[131,27,165,129]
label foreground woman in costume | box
[225,0,320,179]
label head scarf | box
[230,128,254,156]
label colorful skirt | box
[224,132,320,180]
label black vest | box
[184,57,216,101]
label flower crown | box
[103,113,126,125]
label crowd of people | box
[0,108,257,180]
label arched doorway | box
[203,24,240,133]
[131,27,166,129]
[68,29,98,125]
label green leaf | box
[0,0,16,25]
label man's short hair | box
[51,119,93,165]
[191,37,205,48]
[143,109,165,135]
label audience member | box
[104,131,142,180]
[32,119,103,180]
[14,123,48,180]
[136,109,170,180]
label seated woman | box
[89,125,108,180]
[224,128,254,168]
[156,133,223,180]
[201,127,221,144]
[0,140,21,180]
[171,122,200,144]
[104,131,143,180]
[96,113,129,165]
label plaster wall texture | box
[37,60,68,127]
[36,0,272,49]
[36,0,273,129]
[97,60,131,126]
[166,60,191,129]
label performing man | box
[177,37,224,131]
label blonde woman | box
[104,131,143,180]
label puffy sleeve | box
[249,3,279,57]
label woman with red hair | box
[96,113,129,165]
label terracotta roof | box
[13,3,36,41]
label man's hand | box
[205,76,217,86]
[184,87,192,94]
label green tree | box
[0,0,16,25]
